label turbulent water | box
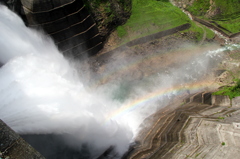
[0,4,237,159]
[0,5,133,158]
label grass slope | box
[116,0,214,45]
[117,0,189,41]
[186,0,240,34]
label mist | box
[0,4,236,158]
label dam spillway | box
[3,0,103,58]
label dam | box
[1,0,103,58]
[1,0,240,158]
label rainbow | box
[99,45,229,123]
[92,45,198,87]
[95,43,240,88]
[105,80,215,122]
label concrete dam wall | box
[3,0,103,59]
[0,120,45,159]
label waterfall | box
[0,4,133,158]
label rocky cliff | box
[82,0,132,40]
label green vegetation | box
[222,142,226,146]
[180,21,215,42]
[213,0,240,20]
[180,102,186,106]
[83,0,131,39]
[218,117,225,120]
[188,21,204,42]
[186,0,240,19]
[117,26,127,38]
[186,0,210,17]
[185,0,240,34]
[116,0,191,43]
[204,25,215,39]
[115,0,216,45]
[216,19,240,34]
[195,152,201,157]
[213,79,240,99]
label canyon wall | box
[82,0,132,40]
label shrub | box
[213,79,240,99]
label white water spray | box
[0,4,238,158]
[0,5,132,157]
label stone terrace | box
[125,93,240,159]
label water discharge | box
[0,4,238,158]
[0,5,133,157]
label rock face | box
[82,0,132,41]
